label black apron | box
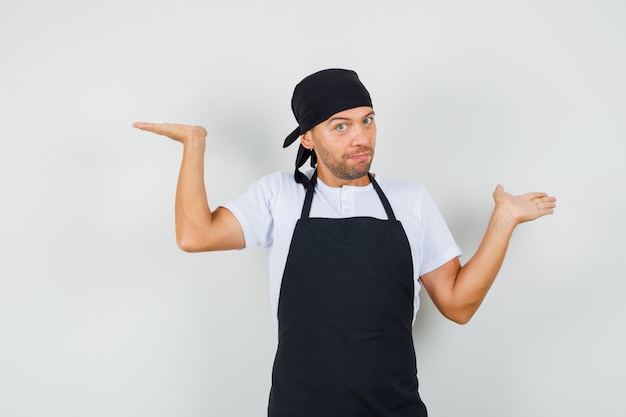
[268,172,427,417]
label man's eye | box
[364,117,373,125]
[336,123,347,131]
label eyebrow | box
[327,111,376,124]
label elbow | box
[439,296,484,325]
[177,238,201,253]
[448,313,473,325]
[441,307,477,325]
[176,233,206,253]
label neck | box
[316,169,371,188]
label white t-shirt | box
[223,170,462,329]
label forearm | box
[174,137,213,251]
[450,207,517,319]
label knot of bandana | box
[282,69,373,188]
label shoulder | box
[253,170,291,186]
[374,174,429,202]
[253,171,307,196]
[237,171,307,213]
[253,170,313,187]
[373,174,444,223]
[243,171,294,195]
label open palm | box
[493,185,557,224]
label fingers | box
[500,188,557,205]
[132,121,165,136]
[132,121,153,130]
[132,122,208,144]
[132,121,173,136]
[539,198,557,213]
[526,193,557,218]
[529,194,557,211]
[522,191,549,200]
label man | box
[133,69,556,416]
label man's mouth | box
[346,148,373,161]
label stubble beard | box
[315,146,375,180]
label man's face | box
[301,106,376,187]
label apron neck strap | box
[300,170,318,219]
[300,171,397,221]
[369,174,397,221]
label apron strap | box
[300,171,317,219]
[369,174,397,221]
[300,171,397,221]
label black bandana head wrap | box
[282,68,373,187]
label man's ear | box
[300,131,313,150]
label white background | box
[1,0,625,416]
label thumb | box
[493,184,506,201]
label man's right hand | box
[132,122,207,147]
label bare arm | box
[419,185,556,324]
[132,122,245,252]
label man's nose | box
[349,124,368,145]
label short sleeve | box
[221,173,280,248]
[417,188,462,276]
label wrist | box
[492,205,519,231]
[183,134,206,152]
